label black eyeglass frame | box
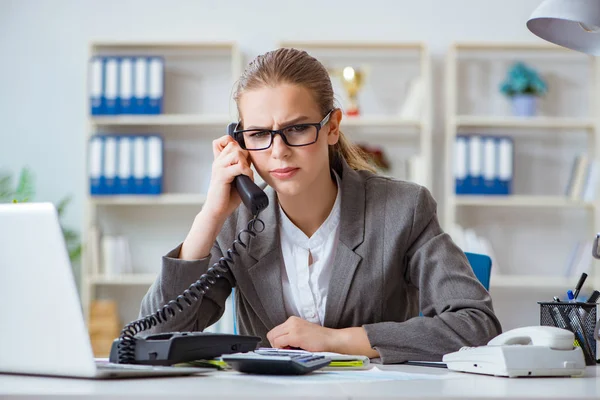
[232,109,336,151]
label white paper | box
[215,366,458,384]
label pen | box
[553,296,561,302]
[573,272,588,300]
[586,290,599,304]
[567,289,575,303]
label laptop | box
[0,202,212,379]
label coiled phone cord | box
[116,214,265,364]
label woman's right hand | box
[202,135,255,223]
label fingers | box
[212,135,248,159]
[271,333,294,349]
[267,316,303,348]
[212,135,237,158]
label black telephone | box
[108,123,269,365]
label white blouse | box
[279,171,342,326]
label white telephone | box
[442,326,586,378]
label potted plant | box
[500,61,548,117]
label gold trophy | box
[330,66,365,116]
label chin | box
[266,179,305,198]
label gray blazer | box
[140,159,502,363]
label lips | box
[270,167,299,179]
[271,167,298,173]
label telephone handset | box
[486,326,574,349]
[443,326,586,377]
[109,124,269,365]
[227,122,269,216]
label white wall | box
[0,0,558,330]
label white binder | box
[89,57,104,115]
[148,57,164,114]
[133,136,146,194]
[146,136,163,194]
[88,136,103,195]
[103,136,118,194]
[119,58,134,114]
[104,58,119,115]
[117,136,133,194]
[134,57,148,114]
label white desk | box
[1,365,599,399]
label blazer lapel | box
[324,160,366,328]
[246,187,288,329]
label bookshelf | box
[81,42,243,349]
[444,42,600,293]
[279,41,433,189]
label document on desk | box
[216,366,459,384]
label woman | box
[140,48,502,363]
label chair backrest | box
[464,252,492,290]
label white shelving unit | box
[279,41,433,189]
[81,42,242,336]
[444,42,600,293]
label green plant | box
[500,61,548,97]
[0,167,82,263]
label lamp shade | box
[527,0,600,55]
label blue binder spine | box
[498,137,514,195]
[146,135,163,195]
[482,136,496,195]
[133,57,148,114]
[147,57,164,115]
[133,135,147,194]
[89,57,104,115]
[103,57,119,115]
[117,136,133,194]
[119,57,134,115]
[103,135,118,195]
[454,135,468,195]
[89,135,103,195]
[468,135,483,195]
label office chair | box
[464,252,492,290]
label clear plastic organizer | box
[538,302,599,365]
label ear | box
[326,108,342,146]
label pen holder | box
[538,302,598,365]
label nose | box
[270,133,290,159]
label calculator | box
[221,352,332,375]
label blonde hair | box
[233,48,376,173]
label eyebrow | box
[245,116,312,130]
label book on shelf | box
[447,224,500,276]
[564,239,593,278]
[89,55,164,115]
[454,135,513,195]
[565,154,599,201]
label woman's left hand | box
[266,316,337,352]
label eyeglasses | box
[232,109,335,151]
